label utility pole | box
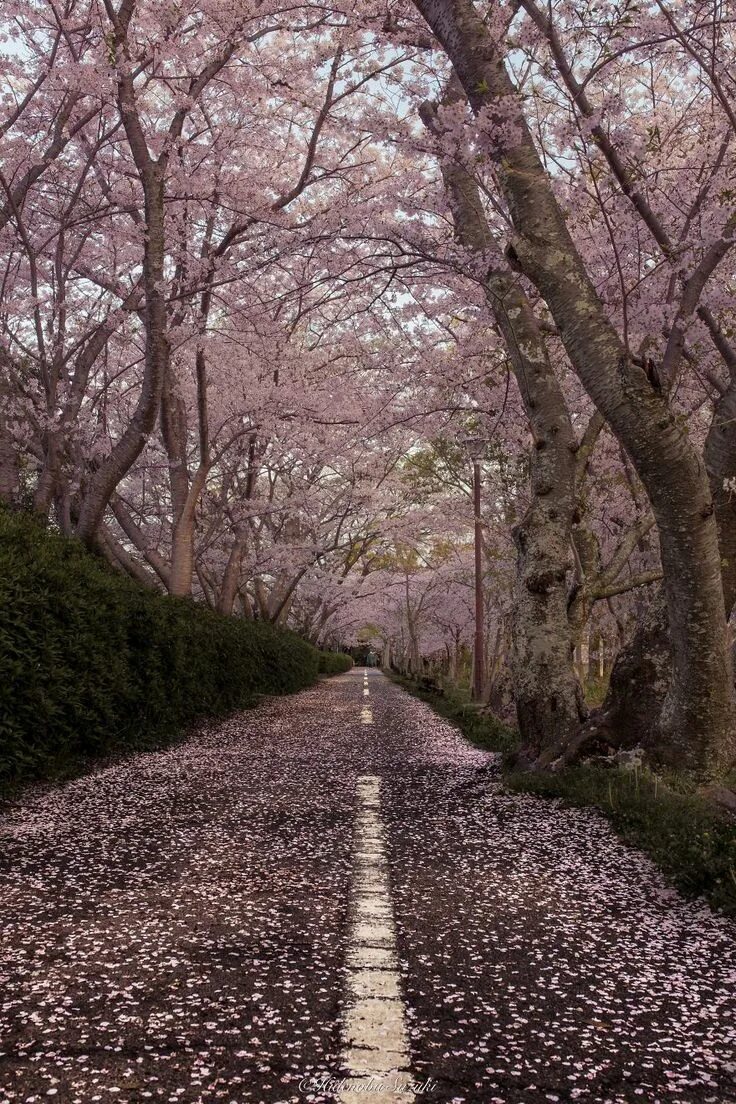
[462,435,486,702]
[472,454,484,702]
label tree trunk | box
[512,494,587,755]
[95,525,164,591]
[574,626,591,683]
[109,495,171,588]
[75,170,168,544]
[168,517,195,598]
[0,424,19,504]
[218,536,247,615]
[704,377,736,612]
[599,592,671,752]
[160,350,194,597]
[33,428,64,517]
[421,83,584,758]
[413,0,735,773]
[591,378,736,767]
[166,466,208,598]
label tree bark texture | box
[413,0,735,772]
[422,85,584,758]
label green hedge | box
[0,509,320,786]
[318,651,353,675]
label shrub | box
[0,509,320,787]
[318,651,353,675]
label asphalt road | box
[1,670,734,1104]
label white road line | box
[360,706,374,725]
[339,776,414,1104]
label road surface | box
[1,670,734,1103]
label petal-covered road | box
[1,671,735,1104]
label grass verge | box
[387,672,518,754]
[389,672,736,917]
[506,766,736,916]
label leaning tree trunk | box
[413,0,735,774]
[75,170,168,543]
[218,535,247,615]
[588,376,736,765]
[422,84,584,759]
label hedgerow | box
[0,509,320,786]
[318,651,353,675]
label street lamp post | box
[462,435,486,703]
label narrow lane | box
[1,671,734,1104]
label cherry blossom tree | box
[3,0,736,775]
[405,0,736,772]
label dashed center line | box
[361,672,372,721]
[339,775,414,1104]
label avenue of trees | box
[1,0,735,776]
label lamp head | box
[460,433,486,461]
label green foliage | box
[0,509,320,787]
[318,651,353,675]
[388,672,518,754]
[394,665,736,917]
[505,766,736,916]
[583,671,609,707]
